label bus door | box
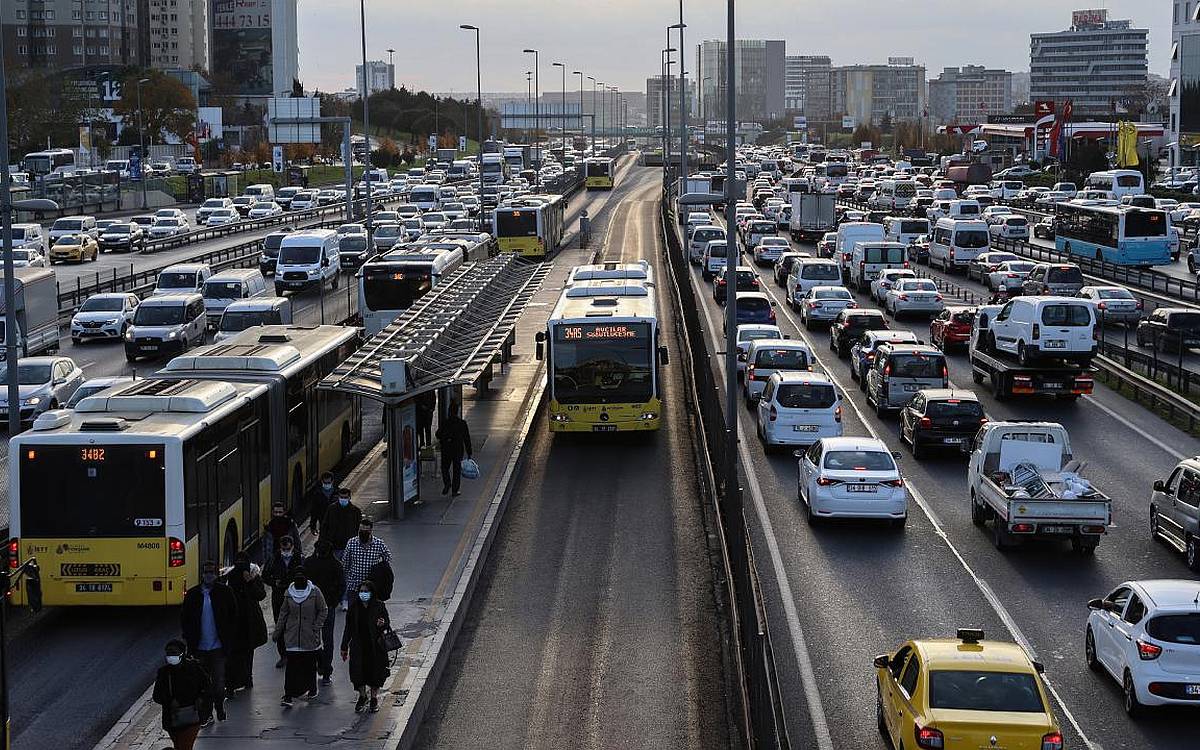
[193,447,223,565]
[239,415,265,548]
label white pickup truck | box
[967,421,1111,554]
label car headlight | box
[22,396,41,406]
[167,330,178,339]
[106,318,121,325]
[124,328,134,341]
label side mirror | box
[659,346,670,366]
[535,342,544,361]
[1087,598,1107,611]
[891,451,902,460]
[873,654,891,669]
[1153,480,1167,493]
[1032,661,1045,675]
[792,449,806,459]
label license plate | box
[1042,525,1074,534]
[1043,382,1063,390]
[903,384,920,391]
[1044,340,1066,349]
[140,345,157,351]
[592,425,618,432]
[847,483,877,493]
[943,437,965,444]
[75,583,113,593]
[1186,685,1200,696]
[793,425,819,432]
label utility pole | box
[359,0,374,248]
[723,1,740,524]
[673,15,688,189]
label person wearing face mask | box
[180,561,237,724]
[263,535,303,668]
[320,487,363,563]
[273,567,328,707]
[341,517,391,615]
[262,501,302,566]
[303,538,345,684]
[308,471,339,536]
[222,551,268,693]
[153,639,211,749]
[341,581,392,713]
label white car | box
[65,375,136,408]
[9,248,49,268]
[798,286,856,329]
[155,208,188,223]
[870,268,916,303]
[247,201,283,219]
[70,292,140,343]
[988,215,1030,240]
[884,278,944,318]
[1078,285,1142,327]
[756,371,843,449]
[796,437,907,526]
[734,324,785,376]
[205,208,239,226]
[984,260,1036,292]
[753,236,790,266]
[1034,190,1070,208]
[289,191,320,211]
[196,198,235,225]
[1169,202,1200,223]
[1085,579,1200,716]
[148,216,189,239]
[981,206,1015,225]
[422,212,449,231]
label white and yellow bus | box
[493,194,565,258]
[536,263,668,432]
[8,325,361,606]
[584,157,615,189]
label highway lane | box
[684,216,1200,749]
[415,168,730,750]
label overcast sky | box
[298,1,1171,94]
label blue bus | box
[1054,202,1171,267]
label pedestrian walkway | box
[94,242,590,750]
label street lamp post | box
[459,24,484,198]
[596,81,605,148]
[359,0,374,247]
[522,48,540,186]
[588,76,597,154]
[671,17,688,188]
[723,0,740,530]
[136,77,150,210]
[552,62,566,155]
[525,72,533,145]
[662,49,675,174]
[573,70,585,152]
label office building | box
[144,0,207,69]
[646,75,696,128]
[697,39,786,122]
[928,65,1013,123]
[1172,2,1200,164]
[209,0,298,97]
[356,60,395,97]
[831,58,926,126]
[2,0,141,71]
[1029,8,1148,115]
[785,55,831,118]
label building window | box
[73,9,82,19]
[100,46,110,55]
[1177,2,1182,25]
[18,45,28,55]
[16,27,27,37]
[46,45,56,54]
[45,10,55,19]
[74,45,83,55]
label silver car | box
[0,356,85,423]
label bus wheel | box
[222,522,238,568]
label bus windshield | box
[363,266,433,311]
[1124,211,1166,238]
[552,322,653,405]
[496,210,538,237]
[20,444,166,537]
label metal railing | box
[659,184,790,749]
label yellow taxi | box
[874,629,1063,750]
[50,232,99,263]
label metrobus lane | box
[731,235,1200,749]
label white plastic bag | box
[461,457,480,480]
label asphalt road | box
[688,214,1200,749]
[413,169,731,750]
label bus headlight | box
[550,413,572,422]
[640,412,659,420]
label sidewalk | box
[95,245,588,749]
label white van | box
[948,199,982,219]
[689,225,725,264]
[243,184,276,201]
[834,222,885,278]
[928,218,990,273]
[786,258,842,305]
[8,223,46,253]
[755,371,843,448]
[49,215,97,245]
[214,297,293,342]
[882,216,929,247]
[872,179,917,211]
[202,268,270,328]
[124,293,207,361]
[986,296,1097,365]
[153,262,213,296]
[848,241,908,292]
[701,239,731,281]
[274,229,341,294]
[410,184,441,211]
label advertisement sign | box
[272,145,284,173]
[400,403,418,502]
[129,146,142,182]
[212,0,274,96]
[792,115,807,130]
[1180,35,1200,138]
[1072,9,1107,28]
[1034,100,1056,118]
[841,116,855,129]
[267,97,320,144]
[428,135,438,150]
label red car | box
[929,306,975,351]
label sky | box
[297,0,1172,95]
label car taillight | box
[7,539,17,569]
[935,293,943,301]
[1135,300,1144,310]
[898,294,909,301]
[882,478,904,487]
[1012,522,1036,533]
[1032,323,1040,340]
[847,302,858,309]
[747,366,755,380]
[768,308,776,322]
[835,405,842,422]
[842,252,851,261]
[949,248,955,258]
[883,364,891,377]
[915,726,944,749]
[769,405,778,422]
[168,538,185,568]
[1097,301,1106,310]
[1041,732,1063,750]
[1137,640,1163,660]
[815,476,840,486]
[918,416,932,429]
[809,301,821,308]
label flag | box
[1048,121,1061,157]
[1116,121,1140,167]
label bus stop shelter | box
[318,254,550,517]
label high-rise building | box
[831,59,926,126]
[356,60,395,97]
[144,0,207,69]
[209,0,298,97]
[1,0,141,71]
[1172,1,1200,165]
[785,55,831,118]
[1029,9,1148,115]
[646,74,696,128]
[697,39,786,122]
[927,65,1013,123]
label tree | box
[5,70,90,155]
[112,70,196,145]
[1116,77,1169,119]
[851,121,881,148]
[371,137,399,168]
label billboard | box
[212,0,274,96]
[1181,35,1200,139]
[500,102,582,131]
[267,97,320,143]
[1072,9,1107,28]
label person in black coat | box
[262,535,303,667]
[304,538,345,683]
[435,403,473,496]
[153,639,211,750]
[179,561,237,722]
[222,552,268,693]
[340,580,392,714]
[307,472,338,535]
[320,488,363,561]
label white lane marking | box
[692,279,836,750]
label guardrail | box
[659,183,790,749]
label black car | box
[258,230,290,276]
[908,234,931,264]
[97,222,146,253]
[1136,307,1200,353]
[828,308,888,357]
[898,388,986,459]
[714,266,761,304]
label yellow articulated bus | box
[584,157,615,189]
[536,262,669,432]
[492,194,565,258]
[8,325,361,606]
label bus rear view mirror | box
[659,346,670,366]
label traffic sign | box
[272,146,284,173]
[459,135,467,152]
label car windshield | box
[813,289,851,300]
[1047,267,1083,284]
[105,224,132,234]
[738,329,778,343]
[56,236,82,245]
[252,202,275,210]
[1145,613,1200,644]
[801,264,840,280]
[134,305,185,325]
[157,272,196,289]
[203,199,226,208]
[204,282,244,299]
[929,671,1045,713]
[375,225,402,238]
[11,250,33,260]
[740,297,771,311]
[753,348,808,368]
[900,281,938,292]
[889,354,944,377]
[79,297,124,312]
[0,364,52,386]
[1040,304,1091,327]
[278,245,320,265]
[53,219,83,230]
[954,230,989,248]
[776,383,836,408]
[1005,262,1035,273]
[154,218,181,226]
[822,450,895,471]
[927,400,984,419]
